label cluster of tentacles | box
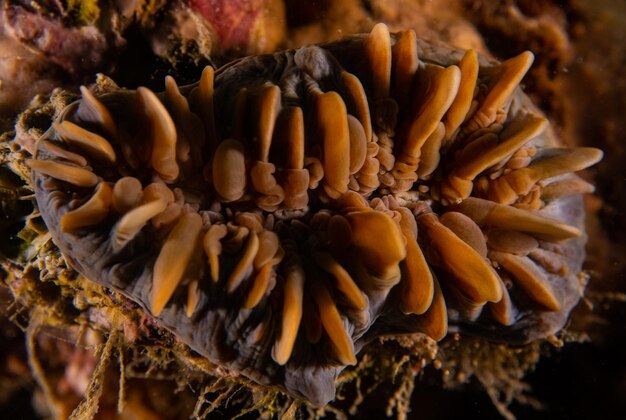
[28,24,602,405]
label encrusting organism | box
[28,23,602,406]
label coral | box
[21,23,601,409]
[2,1,624,418]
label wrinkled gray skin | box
[32,34,587,406]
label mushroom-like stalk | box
[453,197,581,241]
[313,251,367,311]
[185,242,205,317]
[164,75,205,169]
[281,107,305,171]
[444,282,485,322]
[413,277,447,341]
[141,182,174,203]
[304,156,324,189]
[245,231,283,308]
[203,224,228,282]
[280,106,310,209]
[389,64,460,193]
[364,22,391,100]
[250,315,270,344]
[245,265,273,306]
[76,85,118,139]
[541,175,595,201]
[489,275,517,326]
[391,29,418,102]
[359,142,381,190]
[347,115,368,174]
[226,230,259,292]
[341,72,372,142]
[470,51,534,130]
[309,279,356,366]
[187,279,201,318]
[489,147,604,204]
[142,183,175,204]
[399,225,434,315]
[111,183,173,251]
[396,207,417,239]
[152,202,182,229]
[486,229,538,255]
[416,122,445,179]
[490,251,560,311]
[136,86,179,183]
[112,177,143,214]
[251,161,285,211]
[40,140,88,167]
[256,84,281,163]
[458,113,548,180]
[345,210,406,285]
[272,260,305,365]
[223,223,250,253]
[418,213,502,304]
[317,92,350,199]
[235,212,264,233]
[27,159,98,187]
[528,248,568,275]
[151,212,203,316]
[399,64,461,163]
[54,120,117,164]
[196,66,218,153]
[442,112,547,204]
[60,182,112,232]
[439,211,488,257]
[338,191,370,212]
[443,49,478,141]
[213,139,247,202]
[251,84,284,211]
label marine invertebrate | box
[27,23,602,406]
